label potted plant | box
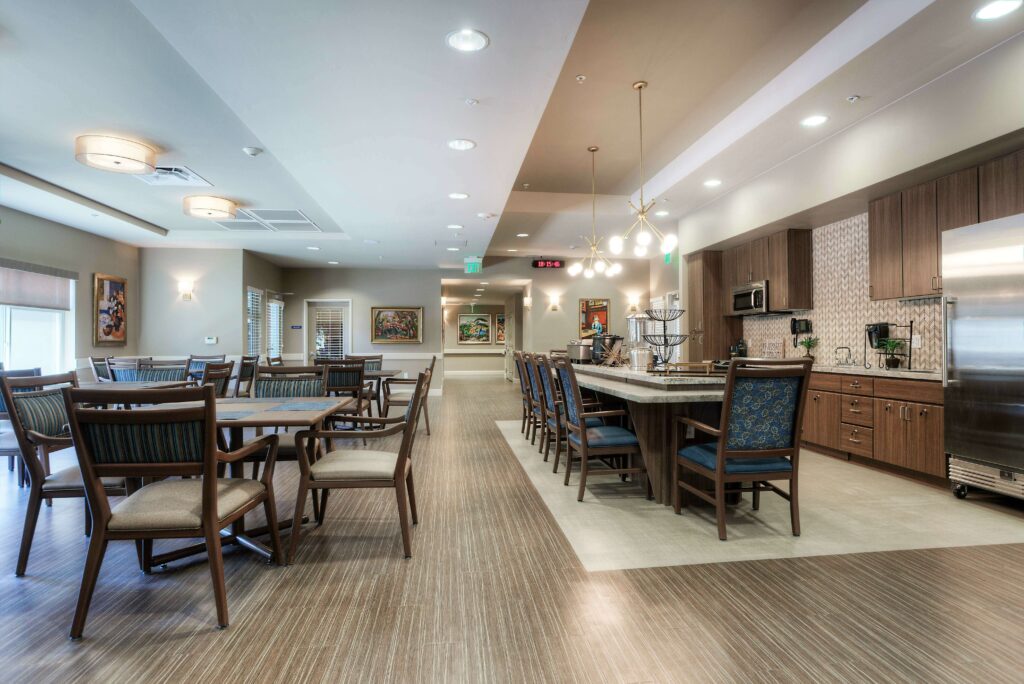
[882,338,904,369]
[798,336,819,361]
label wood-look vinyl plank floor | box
[0,376,1021,682]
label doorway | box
[303,300,352,362]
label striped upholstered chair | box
[345,354,384,415]
[62,384,282,638]
[672,358,812,541]
[1,371,127,577]
[187,354,227,382]
[137,359,189,383]
[248,365,328,478]
[199,361,235,398]
[234,355,260,397]
[1,367,41,482]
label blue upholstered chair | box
[671,358,812,541]
[187,354,227,382]
[533,354,604,472]
[63,383,281,638]
[512,351,532,435]
[524,353,547,446]
[553,357,648,502]
[1,371,127,577]
[346,354,384,415]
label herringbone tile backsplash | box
[742,213,942,370]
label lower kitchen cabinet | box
[802,390,840,450]
[872,399,945,477]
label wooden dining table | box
[144,395,354,566]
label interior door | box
[503,303,516,382]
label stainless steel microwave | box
[729,281,769,316]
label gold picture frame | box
[370,306,423,344]
[93,273,127,346]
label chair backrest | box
[106,357,141,382]
[717,358,813,463]
[140,358,189,368]
[89,357,110,381]
[346,354,383,372]
[200,361,235,398]
[267,356,284,366]
[1,371,79,486]
[235,355,260,397]
[512,351,528,396]
[395,371,430,474]
[423,356,437,390]
[552,357,584,431]
[64,384,219,525]
[534,355,560,416]
[187,354,227,378]
[136,359,189,383]
[324,360,366,396]
[254,365,326,398]
[0,367,42,417]
[524,353,542,406]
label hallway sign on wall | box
[464,257,482,274]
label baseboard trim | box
[443,370,507,377]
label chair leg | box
[752,481,761,511]
[395,480,413,559]
[7,454,12,471]
[790,477,800,537]
[543,426,551,462]
[538,423,547,454]
[17,454,27,488]
[422,402,431,436]
[715,479,727,541]
[84,497,92,537]
[204,525,229,629]
[563,444,573,486]
[552,425,562,473]
[316,489,330,527]
[406,470,419,525]
[16,485,43,576]
[577,455,588,502]
[672,456,681,515]
[69,530,108,640]
[287,483,309,565]
[530,417,538,445]
[310,489,321,524]
[263,488,284,565]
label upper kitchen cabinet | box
[749,236,769,283]
[767,229,812,311]
[936,167,978,232]
[901,181,940,297]
[979,149,1024,222]
[868,193,903,301]
[686,251,740,361]
[726,242,751,287]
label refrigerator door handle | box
[942,296,956,387]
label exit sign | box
[464,257,482,274]
[531,259,565,269]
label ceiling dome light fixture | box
[569,146,619,280]
[446,28,489,52]
[447,224,464,230]
[703,178,722,188]
[183,195,237,219]
[609,82,678,257]
[974,0,1022,20]
[800,114,829,127]
[448,192,469,200]
[75,135,157,174]
[447,138,477,151]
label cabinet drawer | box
[874,378,943,405]
[841,395,873,427]
[841,375,874,396]
[841,423,874,458]
[809,372,841,392]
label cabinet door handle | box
[849,408,862,414]
[932,275,938,290]
[920,407,928,417]
[850,381,861,388]
[812,395,819,401]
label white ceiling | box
[0,0,587,267]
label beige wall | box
[0,206,141,359]
[139,248,244,355]
[443,304,506,374]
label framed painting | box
[93,273,127,346]
[579,298,609,339]
[458,313,492,344]
[370,306,423,344]
[495,313,506,344]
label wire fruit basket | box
[643,308,688,368]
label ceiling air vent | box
[244,208,321,232]
[215,219,270,231]
[136,166,212,187]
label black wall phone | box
[790,318,811,347]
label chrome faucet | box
[834,346,853,366]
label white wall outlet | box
[911,334,922,349]
[204,336,218,345]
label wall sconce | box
[178,279,194,301]
[549,294,560,311]
[440,296,447,306]
[523,295,532,309]
[628,293,641,313]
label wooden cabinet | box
[841,394,873,427]
[873,399,906,468]
[767,229,812,311]
[724,243,751,288]
[872,399,945,477]
[685,251,741,361]
[936,167,978,232]
[901,181,941,297]
[802,390,840,450]
[868,193,903,301]
[979,150,1024,222]
[749,237,769,283]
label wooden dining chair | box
[89,357,111,382]
[249,365,328,485]
[1,372,128,577]
[234,355,260,397]
[671,358,812,541]
[521,353,546,444]
[187,354,227,381]
[1,367,41,482]
[553,358,648,502]
[512,351,533,435]
[382,356,436,434]
[267,356,284,366]
[63,384,282,638]
[137,359,190,383]
[323,359,374,420]
[105,357,143,382]
[199,361,235,398]
[289,370,429,562]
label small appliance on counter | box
[591,334,623,364]
[629,347,653,371]
[625,312,651,350]
[729,339,748,358]
[566,339,592,364]
[865,322,891,350]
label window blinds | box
[0,265,73,311]
[266,298,284,358]
[246,288,263,356]
[314,307,344,359]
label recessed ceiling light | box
[446,28,489,52]
[446,224,464,230]
[477,212,496,219]
[507,249,518,252]
[327,261,339,265]
[474,294,482,297]
[703,179,722,188]
[476,288,485,291]
[654,210,669,217]
[800,114,829,127]
[465,98,479,106]
[449,192,469,200]
[516,233,529,238]
[522,183,530,190]
[974,1,1022,20]
[575,74,586,83]
[306,246,320,251]
[480,281,489,285]
[447,139,476,151]
[447,247,460,252]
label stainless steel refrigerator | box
[943,213,1024,500]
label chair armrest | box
[25,431,73,449]
[580,409,627,419]
[676,416,721,437]
[581,399,602,407]
[384,378,417,386]
[310,424,407,440]
[334,414,405,425]
[218,433,279,463]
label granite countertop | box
[574,372,725,404]
[573,364,725,387]
[811,364,942,382]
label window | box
[0,263,75,374]
[314,307,344,359]
[246,288,263,356]
[267,298,284,358]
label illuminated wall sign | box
[531,259,565,269]
[464,256,483,274]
